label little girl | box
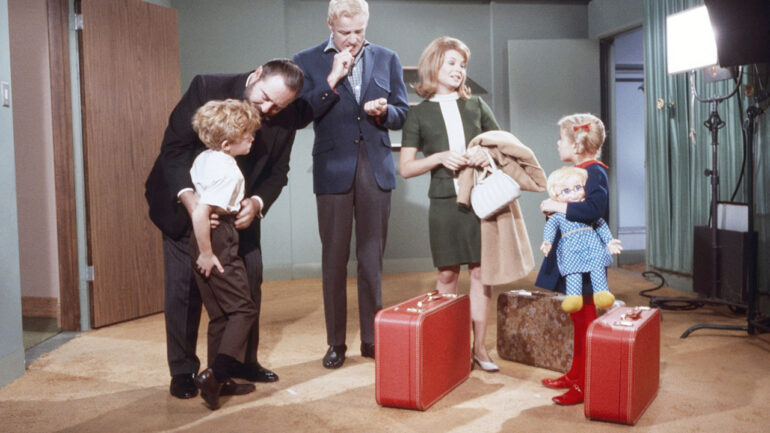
[541,166,621,313]
[535,113,612,406]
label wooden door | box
[79,0,180,327]
[507,39,601,255]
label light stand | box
[744,87,770,334]
[648,69,752,337]
[676,69,750,338]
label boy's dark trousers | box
[190,217,257,365]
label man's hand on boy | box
[235,197,262,229]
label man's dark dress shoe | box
[322,344,347,369]
[194,368,223,410]
[361,342,375,359]
[169,373,197,399]
[230,362,279,383]
[220,378,256,396]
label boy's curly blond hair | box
[192,99,261,150]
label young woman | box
[399,36,500,372]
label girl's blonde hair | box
[412,36,471,100]
[558,113,606,158]
[192,99,261,150]
[546,166,588,199]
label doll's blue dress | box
[542,213,613,295]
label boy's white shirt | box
[190,149,245,214]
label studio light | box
[666,5,718,74]
[667,0,770,74]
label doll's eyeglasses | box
[558,185,583,196]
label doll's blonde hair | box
[328,0,369,23]
[412,36,472,100]
[558,113,606,158]
[192,99,261,150]
[546,166,588,199]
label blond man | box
[293,0,409,369]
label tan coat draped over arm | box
[456,130,547,285]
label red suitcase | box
[585,306,660,425]
[375,291,471,410]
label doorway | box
[8,0,65,357]
[611,27,646,269]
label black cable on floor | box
[639,270,706,311]
[639,271,665,299]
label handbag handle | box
[473,148,499,185]
[482,148,498,171]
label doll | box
[541,166,622,313]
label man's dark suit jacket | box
[145,72,298,252]
[292,41,409,194]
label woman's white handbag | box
[470,149,521,219]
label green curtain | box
[643,0,769,299]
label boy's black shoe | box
[194,368,223,410]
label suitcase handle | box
[401,291,459,313]
[416,290,457,308]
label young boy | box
[189,99,262,410]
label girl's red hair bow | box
[572,123,590,132]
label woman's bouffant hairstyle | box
[328,0,369,22]
[558,113,606,158]
[546,166,588,199]
[192,99,261,150]
[412,36,471,100]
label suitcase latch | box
[614,306,651,326]
[621,306,650,321]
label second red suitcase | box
[375,291,471,410]
[585,306,660,425]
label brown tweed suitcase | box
[496,289,620,372]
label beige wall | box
[9,0,60,299]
